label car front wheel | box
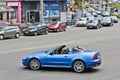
[29,58,41,70]
[44,30,48,34]
[15,33,20,38]
[73,60,85,73]
[0,34,4,40]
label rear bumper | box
[86,59,101,68]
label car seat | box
[64,48,69,54]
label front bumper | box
[87,25,97,29]
[23,31,36,36]
[102,23,111,26]
[22,58,30,67]
[48,28,58,32]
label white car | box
[111,16,118,23]
[75,17,88,27]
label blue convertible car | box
[22,45,101,73]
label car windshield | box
[29,25,37,29]
[111,16,117,19]
[102,17,111,21]
[0,22,7,27]
[51,22,59,26]
[89,20,97,23]
[79,18,86,21]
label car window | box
[0,27,4,31]
[0,22,7,27]
[51,22,58,25]
[5,27,17,31]
[37,24,42,28]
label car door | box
[45,53,71,67]
[37,24,46,34]
[4,27,15,37]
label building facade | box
[22,0,67,23]
[1,0,67,23]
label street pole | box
[82,0,84,17]
[40,0,43,23]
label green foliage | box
[107,3,120,8]
[74,0,83,9]
[110,13,120,19]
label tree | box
[74,0,83,9]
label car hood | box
[24,28,35,31]
[31,51,45,55]
[48,25,58,29]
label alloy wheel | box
[29,59,40,70]
[0,35,4,40]
[73,60,85,73]
[15,33,20,38]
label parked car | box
[102,11,110,17]
[22,45,102,73]
[75,17,88,27]
[22,23,48,36]
[87,15,95,21]
[0,22,20,40]
[47,21,67,32]
[111,16,118,23]
[101,17,113,26]
[87,19,102,29]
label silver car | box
[0,23,20,40]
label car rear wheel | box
[29,58,41,70]
[73,60,85,73]
[15,33,20,38]
[0,34,4,40]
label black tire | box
[57,29,60,32]
[0,34,4,40]
[64,28,66,31]
[15,33,20,38]
[29,58,41,70]
[34,32,37,36]
[87,27,89,29]
[73,60,85,73]
[44,30,48,34]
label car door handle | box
[64,56,67,57]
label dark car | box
[87,19,102,29]
[23,23,48,36]
[101,17,113,26]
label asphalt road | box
[0,22,120,80]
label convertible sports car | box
[22,45,101,73]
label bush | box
[110,13,120,19]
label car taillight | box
[93,55,97,60]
